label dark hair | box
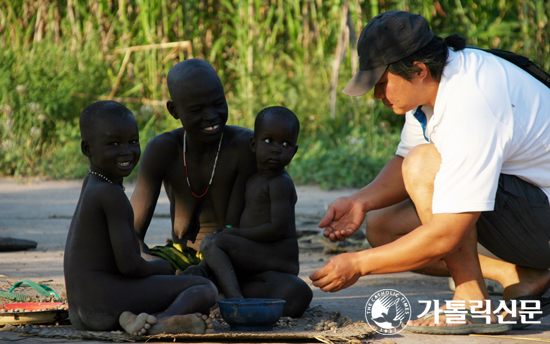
[387,34,466,82]
[254,106,300,137]
[80,100,132,140]
[167,59,221,99]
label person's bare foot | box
[408,300,470,327]
[493,266,550,324]
[119,311,158,335]
[148,313,214,335]
[209,306,222,319]
[409,279,498,328]
[501,266,550,301]
[409,312,469,327]
[408,299,498,327]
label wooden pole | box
[108,41,193,100]
[330,1,349,119]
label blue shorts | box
[476,174,550,269]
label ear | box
[250,137,257,153]
[413,62,430,81]
[294,145,299,155]
[81,139,92,157]
[167,101,179,119]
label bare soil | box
[1,177,548,343]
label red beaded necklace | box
[183,130,223,198]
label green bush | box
[0,39,111,177]
[289,104,402,189]
[0,0,548,188]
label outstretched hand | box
[309,252,362,292]
[319,196,366,242]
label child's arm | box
[223,176,295,242]
[130,135,171,252]
[104,186,175,277]
[224,130,258,226]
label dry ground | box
[1,177,549,343]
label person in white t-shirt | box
[309,10,550,335]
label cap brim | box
[342,65,387,97]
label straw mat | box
[1,305,375,343]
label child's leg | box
[74,274,217,334]
[120,275,218,335]
[118,280,218,335]
[239,271,313,318]
[120,311,214,335]
[200,233,298,299]
[200,234,243,299]
[200,233,310,317]
[201,233,299,274]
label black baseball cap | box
[342,11,434,96]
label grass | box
[0,0,548,188]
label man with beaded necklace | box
[130,59,257,273]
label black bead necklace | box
[88,170,125,191]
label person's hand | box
[309,252,362,292]
[213,225,237,234]
[319,196,366,242]
[151,259,175,275]
[213,226,226,234]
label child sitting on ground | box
[200,106,313,317]
[64,100,217,335]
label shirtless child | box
[200,106,313,318]
[130,59,257,265]
[64,100,217,335]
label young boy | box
[199,106,313,318]
[130,59,257,265]
[64,100,217,336]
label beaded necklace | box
[183,130,223,198]
[88,170,125,191]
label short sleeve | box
[396,110,430,158]
[432,87,511,213]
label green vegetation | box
[1,0,548,188]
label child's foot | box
[209,306,222,319]
[119,311,158,335]
[149,313,214,335]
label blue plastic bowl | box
[218,298,286,331]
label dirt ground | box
[0,177,549,343]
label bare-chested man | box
[130,59,257,265]
[200,106,313,318]
[64,101,217,335]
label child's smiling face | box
[252,116,298,172]
[86,113,141,179]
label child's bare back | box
[64,101,217,335]
[200,106,312,317]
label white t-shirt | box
[396,48,550,213]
